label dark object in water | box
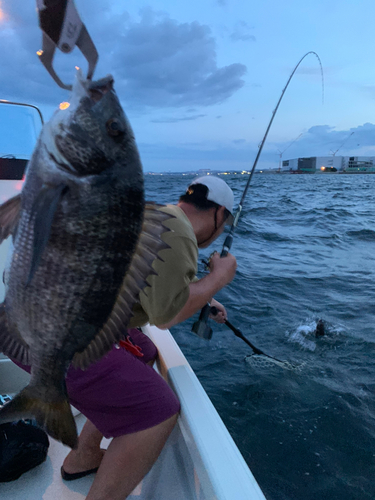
[315,319,325,338]
[0,420,49,482]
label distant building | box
[281,156,375,173]
[342,156,375,173]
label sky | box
[1,0,375,172]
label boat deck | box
[0,413,195,500]
[0,414,112,500]
[0,326,267,500]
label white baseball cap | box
[188,175,234,223]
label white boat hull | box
[0,325,266,499]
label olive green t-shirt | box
[128,205,198,328]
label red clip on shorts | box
[14,328,180,438]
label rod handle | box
[192,235,232,338]
[221,233,233,257]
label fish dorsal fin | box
[0,303,30,365]
[0,194,22,243]
[72,204,173,370]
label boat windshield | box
[0,101,43,181]
[0,101,43,161]
[0,102,43,302]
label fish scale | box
[0,71,171,448]
[12,185,142,346]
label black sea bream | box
[0,72,169,448]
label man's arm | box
[157,252,236,329]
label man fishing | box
[58,175,237,500]
[8,174,236,499]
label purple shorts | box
[14,329,180,438]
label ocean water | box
[145,173,375,500]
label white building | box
[281,156,375,173]
[341,156,375,173]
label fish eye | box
[106,118,124,137]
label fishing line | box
[221,51,324,257]
[193,52,324,371]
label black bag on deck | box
[0,419,50,482]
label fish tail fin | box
[0,385,78,449]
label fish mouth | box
[86,76,114,104]
[40,73,117,177]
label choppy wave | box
[146,173,375,500]
[346,229,375,240]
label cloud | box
[120,121,375,172]
[359,84,375,99]
[110,9,247,108]
[0,1,76,105]
[274,123,375,160]
[230,21,256,42]
[0,2,246,111]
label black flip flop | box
[61,466,99,481]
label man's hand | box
[157,252,236,330]
[208,251,237,287]
[209,298,227,323]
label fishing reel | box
[201,250,218,271]
[192,252,220,339]
[191,305,214,340]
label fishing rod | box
[222,51,323,256]
[192,51,324,340]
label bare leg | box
[63,361,154,474]
[86,413,178,500]
[63,419,105,474]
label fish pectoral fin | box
[0,194,22,243]
[0,303,30,365]
[72,203,173,370]
[27,183,69,285]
